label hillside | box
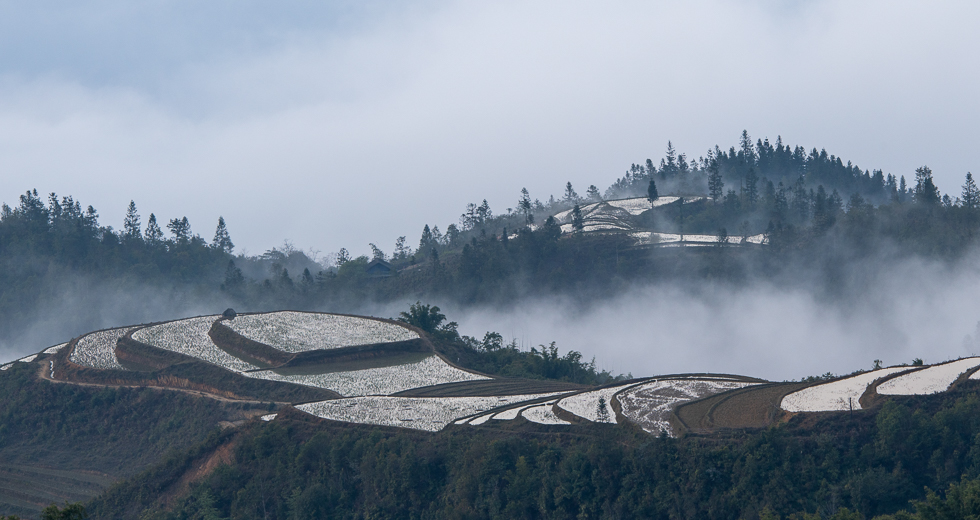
[3,134,980,356]
[3,306,980,518]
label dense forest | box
[2,131,979,350]
[75,378,980,519]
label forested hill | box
[2,131,979,350]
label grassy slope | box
[0,362,248,518]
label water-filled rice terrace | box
[7,310,980,437]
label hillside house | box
[365,259,394,277]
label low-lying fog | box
[445,256,980,381]
[5,251,980,383]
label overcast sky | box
[1,0,978,258]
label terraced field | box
[6,310,980,440]
[225,311,418,352]
[781,367,914,412]
[69,327,138,370]
[0,465,114,519]
[296,394,561,432]
[877,357,980,395]
[618,377,760,435]
[676,382,810,433]
[245,354,489,396]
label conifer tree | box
[596,397,610,423]
[571,204,584,232]
[563,182,579,203]
[914,166,940,205]
[647,179,659,202]
[661,142,678,179]
[167,217,191,243]
[211,216,234,253]
[585,185,601,201]
[144,213,163,243]
[743,168,760,208]
[519,188,533,228]
[708,163,724,203]
[418,225,434,254]
[961,172,979,209]
[123,200,141,240]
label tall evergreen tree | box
[418,225,435,254]
[739,130,756,168]
[167,217,191,243]
[647,179,659,202]
[211,216,234,253]
[144,213,164,243]
[962,172,980,209]
[585,185,601,201]
[661,142,678,179]
[571,204,584,233]
[743,168,760,207]
[914,166,940,205]
[563,182,579,203]
[708,162,724,202]
[123,201,141,241]
[519,188,533,228]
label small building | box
[365,259,394,277]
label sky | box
[1,0,979,260]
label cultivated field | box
[225,311,418,352]
[675,382,809,433]
[781,367,913,412]
[6,309,975,439]
[295,393,560,432]
[877,358,980,395]
[631,231,768,246]
[69,327,138,370]
[521,400,571,425]
[552,196,684,223]
[556,383,636,424]
[245,354,488,397]
[619,378,759,435]
[133,316,259,373]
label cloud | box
[449,251,980,381]
[0,0,977,258]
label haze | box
[0,0,978,257]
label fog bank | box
[449,256,980,381]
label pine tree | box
[167,217,191,243]
[212,216,234,253]
[596,397,611,423]
[647,179,659,202]
[222,260,245,290]
[914,166,940,205]
[708,162,724,203]
[585,185,601,201]
[122,200,141,240]
[571,204,584,232]
[144,213,164,243]
[743,168,759,207]
[563,182,579,202]
[661,142,678,179]
[739,130,756,168]
[962,172,979,209]
[519,188,533,228]
[418,225,434,254]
